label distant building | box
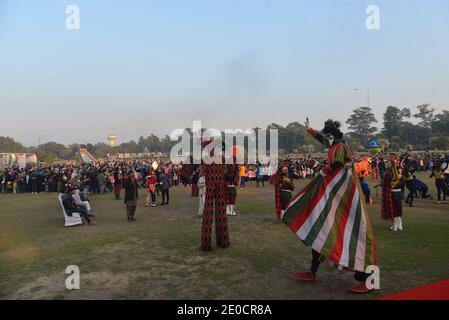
[107,134,118,147]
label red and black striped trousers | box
[201,183,230,251]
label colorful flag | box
[79,148,97,163]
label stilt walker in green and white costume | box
[282,118,378,294]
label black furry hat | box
[322,119,343,140]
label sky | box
[0,0,448,146]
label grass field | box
[0,172,448,300]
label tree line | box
[346,104,449,151]
[1,104,448,162]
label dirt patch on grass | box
[0,226,40,267]
[9,273,66,300]
[2,244,40,263]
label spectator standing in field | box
[378,157,386,181]
[404,167,415,207]
[123,170,138,222]
[190,167,199,197]
[239,165,247,189]
[31,170,38,194]
[97,171,106,194]
[256,161,265,187]
[159,168,170,205]
[113,169,122,200]
[13,172,19,194]
[172,169,179,187]
[145,169,157,207]
[431,166,447,204]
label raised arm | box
[304,118,330,148]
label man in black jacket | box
[123,170,139,222]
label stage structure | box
[0,153,38,169]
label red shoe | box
[292,272,317,282]
[347,283,372,294]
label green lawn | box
[0,172,448,300]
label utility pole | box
[354,88,371,108]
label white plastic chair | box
[58,194,83,227]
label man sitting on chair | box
[62,185,94,225]
[73,188,93,214]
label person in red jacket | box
[145,169,157,207]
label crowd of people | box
[2,151,447,207]
[0,157,320,195]
[0,161,178,195]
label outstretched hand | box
[304,118,310,130]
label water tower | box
[107,134,117,147]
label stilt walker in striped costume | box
[282,118,377,293]
[200,139,230,251]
